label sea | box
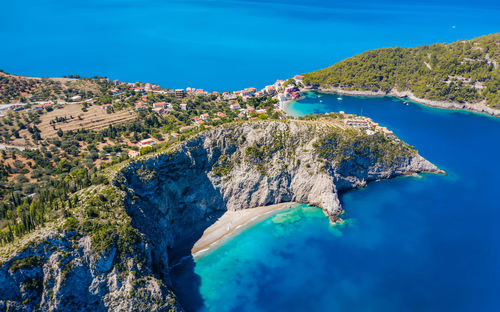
[1,0,499,91]
[172,93,500,311]
[3,1,499,311]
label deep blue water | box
[1,0,499,91]
[4,1,499,310]
[172,94,500,311]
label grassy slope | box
[304,33,500,108]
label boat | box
[337,97,343,100]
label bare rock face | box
[0,119,442,311]
[118,120,442,284]
[0,232,182,312]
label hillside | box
[0,71,110,103]
[304,33,500,110]
[0,118,442,311]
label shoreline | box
[297,86,500,118]
[191,202,298,259]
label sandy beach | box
[191,202,298,258]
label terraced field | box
[7,104,138,146]
[37,105,136,138]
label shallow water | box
[172,93,500,311]
[2,0,499,90]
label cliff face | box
[0,220,182,312]
[118,120,441,285]
[0,119,441,311]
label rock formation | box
[0,119,442,311]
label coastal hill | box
[0,71,110,104]
[0,118,442,311]
[303,33,500,113]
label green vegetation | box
[314,130,415,166]
[304,33,500,108]
[9,255,44,272]
[0,73,110,103]
[0,75,285,246]
[212,155,234,176]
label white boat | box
[337,97,343,100]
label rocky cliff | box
[0,119,442,311]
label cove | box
[171,92,500,311]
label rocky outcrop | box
[117,120,442,290]
[0,119,442,311]
[0,231,182,312]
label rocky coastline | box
[305,86,500,117]
[0,119,443,311]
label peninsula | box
[0,115,443,311]
[302,33,500,116]
[5,34,488,311]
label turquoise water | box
[4,1,499,310]
[172,94,500,311]
[2,0,499,91]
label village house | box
[152,107,163,114]
[346,120,370,129]
[200,113,210,120]
[265,85,276,95]
[138,138,156,148]
[153,102,167,110]
[216,112,227,118]
[70,95,82,101]
[198,88,205,94]
[175,89,185,98]
[135,103,147,110]
[100,104,112,110]
[294,75,305,81]
[241,87,257,96]
[180,103,188,110]
[229,103,240,111]
[32,103,52,110]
